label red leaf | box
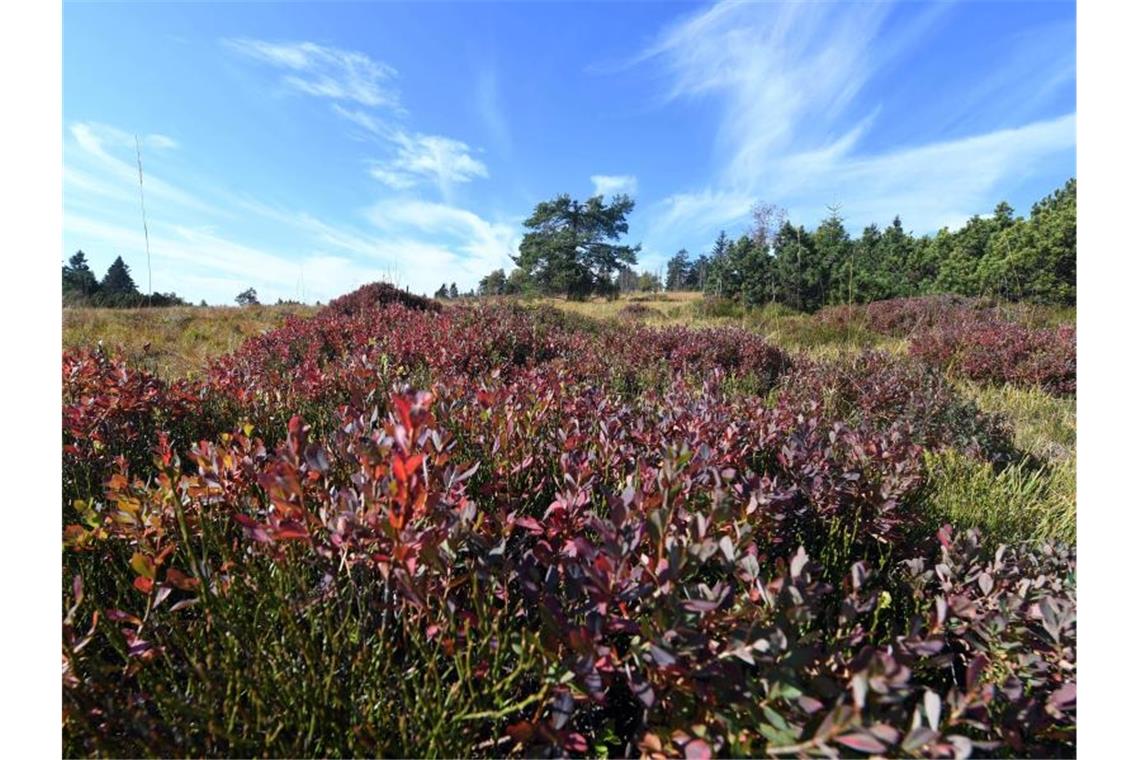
[505,721,534,744]
[165,568,200,591]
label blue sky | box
[63,1,1075,303]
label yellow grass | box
[536,292,903,356]
[63,305,318,379]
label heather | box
[62,287,1075,757]
[814,296,1075,397]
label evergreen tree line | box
[666,178,1076,310]
[435,282,477,299]
[476,179,1074,307]
[62,252,188,308]
[478,265,665,297]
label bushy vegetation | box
[478,179,1074,313]
[814,296,1076,397]
[63,283,1075,757]
[673,180,1074,310]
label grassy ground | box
[538,292,905,354]
[63,304,317,379]
[916,380,1077,545]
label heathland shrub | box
[910,322,1075,396]
[815,296,1075,396]
[61,283,1075,756]
[776,351,1016,463]
[326,280,441,316]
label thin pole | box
[135,135,153,298]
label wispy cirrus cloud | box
[366,198,519,279]
[591,174,638,197]
[223,38,402,110]
[635,1,1075,262]
[65,117,516,302]
[475,68,511,156]
[67,122,221,217]
[227,38,491,201]
[369,131,489,198]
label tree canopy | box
[513,194,640,299]
[63,253,188,308]
[692,179,1076,310]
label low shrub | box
[910,322,1075,396]
[617,302,662,320]
[61,282,1076,756]
[776,351,1016,463]
[325,280,441,316]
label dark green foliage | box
[813,208,854,306]
[505,267,531,295]
[977,179,1076,304]
[235,287,260,306]
[636,270,662,292]
[665,248,690,290]
[478,268,508,296]
[686,253,710,290]
[63,250,99,299]
[771,221,821,311]
[671,179,1076,314]
[63,252,189,308]
[100,255,139,297]
[514,193,640,299]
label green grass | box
[63,524,550,757]
[918,449,1075,545]
[958,380,1076,465]
[917,381,1075,546]
[540,293,901,355]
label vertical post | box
[135,135,152,300]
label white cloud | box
[591,174,638,197]
[476,68,511,155]
[67,122,180,152]
[368,199,517,267]
[776,113,1076,233]
[63,211,409,304]
[67,122,221,217]
[227,38,490,202]
[331,104,387,136]
[636,0,1075,251]
[224,38,401,110]
[640,1,905,186]
[369,131,489,197]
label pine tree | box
[514,194,640,299]
[703,231,732,296]
[478,269,507,296]
[100,256,139,297]
[812,208,853,307]
[686,254,710,290]
[449,283,459,299]
[665,249,691,291]
[63,250,99,298]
